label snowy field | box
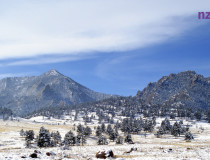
[0,117,210,160]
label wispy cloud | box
[6,54,94,66]
[0,72,35,79]
[0,0,209,62]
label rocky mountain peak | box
[42,69,63,77]
[0,70,113,116]
[177,70,197,77]
[136,71,209,109]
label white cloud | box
[6,54,93,66]
[0,0,209,61]
[0,72,34,79]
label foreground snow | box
[0,118,210,160]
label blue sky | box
[0,0,209,96]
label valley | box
[0,112,210,160]
[0,70,209,159]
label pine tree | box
[114,127,119,137]
[144,119,154,132]
[171,122,182,137]
[101,123,106,133]
[51,131,61,145]
[37,127,51,147]
[110,117,114,124]
[77,124,84,134]
[152,116,156,126]
[121,118,131,133]
[64,130,76,146]
[106,124,113,135]
[20,129,25,137]
[50,140,57,147]
[109,130,118,141]
[161,118,171,133]
[207,110,210,123]
[96,126,102,137]
[185,132,194,141]
[156,127,164,138]
[84,126,92,136]
[116,136,124,144]
[25,139,31,148]
[74,111,78,121]
[98,135,108,145]
[124,134,133,144]
[25,130,35,141]
[76,133,86,145]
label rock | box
[46,151,56,156]
[30,153,38,158]
[34,150,41,154]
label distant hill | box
[136,71,210,109]
[0,70,113,116]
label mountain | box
[25,70,209,119]
[0,70,113,116]
[136,70,210,109]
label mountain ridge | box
[0,70,209,117]
[0,69,113,116]
[136,70,210,109]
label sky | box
[0,0,209,96]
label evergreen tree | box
[101,123,106,133]
[109,130,118,141]
[114,127,119,137]
[121,118,131,133]
[97,135,108,145]
[152,116,156,126]
[50,140,57,147]
[96,126,102,137]
[110,117,114,124]
[132,119,142,133]
[156,127,164,138]
[171,122,182,137]
[185,132,194,141]
[76,133,86,145]
[207,110,210,123]
[25,130,35,141]
[64,130,76,146]
[84,126,92,136]
[37,127,51,147]
[116,136,124,144]
[161,118,171,133]
[194,111,202,121]
[170,113,176,119]
[51,131,61,145]
[25,139,31,148]
[124,134,133,144]
[115,121,121,129]
[24,129,34,148]
[20,129,25,137]
[77,124,84,134]
[144,119,154,132]
[106,124,113,135]
[74,110,78,121]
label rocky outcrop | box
[136,71,210,109]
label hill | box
[0,70,113,116]
[137,70,210,109]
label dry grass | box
[0,119,210,159]
[0,120,73,134]
[115,154,142,158]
